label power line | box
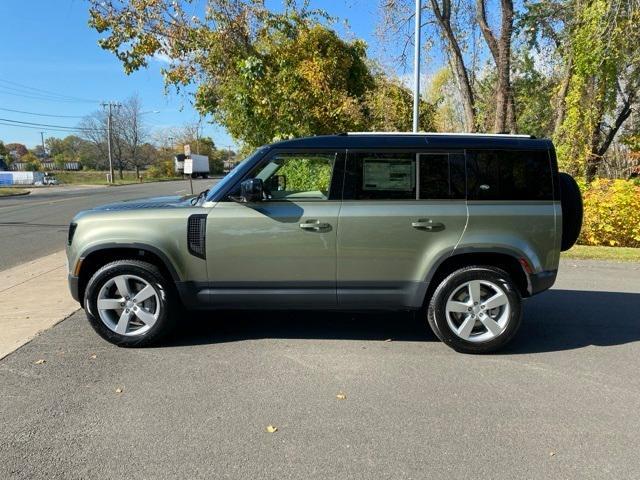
[0,77,99,103]
[0,107,85,118]
[0,86,97,104]
[0,120,92,134]
[0,117,102,131]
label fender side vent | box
[187,214,207,259]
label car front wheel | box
[427,266,522,354]
[84,260,177,347]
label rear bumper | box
[528,269,557,296]
[68,274,81,303]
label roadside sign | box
[184,158,193,175]
[184,144,191,157]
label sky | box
[0,0,387,150]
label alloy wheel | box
[96,274,160,336]
[445,280,511,343]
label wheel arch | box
[76,244,180,304]
[424,249,531,304]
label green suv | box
[67,133,583,353]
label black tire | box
[84,260,177,347]
[427,266,522,354]
[559,172,583,251]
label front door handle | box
[300,220,331,231]
[411,219,445,232]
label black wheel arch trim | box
[421,246,548,301]
[78,243,181,282]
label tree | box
[78,96,151,177]
[5,143,28,159]
[520,0,640,180]
[88,0,412,149]
[120,95,150,177]
[20,152,40,171]
[365,73,436,131]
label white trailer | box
[174,154,210,178]
[0,171,45,185]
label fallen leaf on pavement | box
[115,388,123,394]
[90,354,97,359]
[34,359,46,365]
[266,425,278,433]
[336,392,347,400]
[549,452,556,457]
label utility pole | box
[195,117,201,155]
[412,0,422,132]
[40,132,45,158]
[101,101,121,183]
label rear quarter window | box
[466,149,553,201]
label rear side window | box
[466,150,553,200]
[418,153,465,199]
[344,152,416,200]
[344,151,466,200]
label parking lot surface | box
[1,259,639,479]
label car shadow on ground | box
[165,289,640,354]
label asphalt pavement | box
[0,179,213,270]
[1,259,639,479]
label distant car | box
[67,132,583,353]
[43,175,58,185]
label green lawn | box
[0,187,29,197]
[55,171,182,185]
[562,245,640,262]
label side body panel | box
[460,201,559,274]
[67,208,209,284]
[336,200,467,308]
[204,200,340,307]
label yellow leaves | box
[336,392,347,400]
[115,387,124,394]
[265,425,278,433]
[34,359,46,365]
[578,179,640,248]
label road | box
[0,179,213,270]
[1,260,640,479]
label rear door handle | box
[300,220,331,231]
[411,219,445,231]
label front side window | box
[249,152,336,201]
[344,152,416,200]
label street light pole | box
[412,0,422,133]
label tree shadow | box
[165,290,640,354]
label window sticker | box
[362,159,415,191]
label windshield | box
[204,147,266,202]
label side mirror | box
[239,178,264,202]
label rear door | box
[336,150,467,309]
[205,149,343,308]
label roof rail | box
[346,131,534,139]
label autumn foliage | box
[578,179,640,248]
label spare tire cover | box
[559,172,583,251]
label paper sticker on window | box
[362,160,415,191]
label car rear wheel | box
[427,266,522,354]
[84,260,177,347]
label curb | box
[0,189,31,198]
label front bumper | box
[68,274,81,303]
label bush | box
[578,179,640,247]
[147,159,176,179]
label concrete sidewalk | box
[0,250,78,359]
